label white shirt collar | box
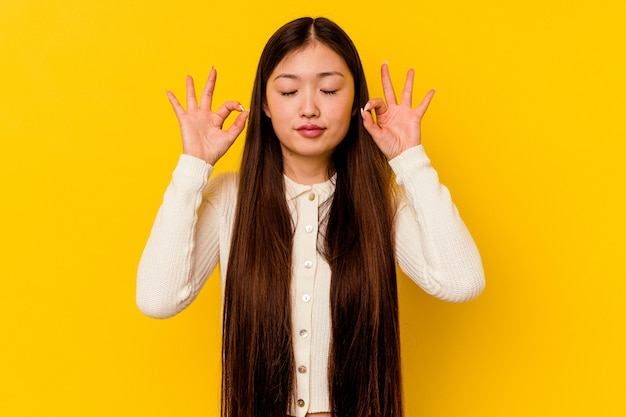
[284,173,336,204]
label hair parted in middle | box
[222,17,403,417]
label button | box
[301,294,311,303]
[297,399,305,407]
[298,365,307,374]
[299,329,308,338]
[304,260,313,269]
[305,224,314,233]
[308,193,316,201]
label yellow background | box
[1,0,624,415]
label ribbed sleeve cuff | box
[388,145,431,180]
[172,154,214,189]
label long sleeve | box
[390,145,485,302]
[136,154,235,318]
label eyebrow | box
[273,71,345,81]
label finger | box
[401,68,415,107]
[166,90,186,118]
[224,110,250,139]
[363,97,387,117]
[199,67,217,111]
[415,89,436,118]
[214,101,246,125]
[186,75,198,110]
[381,62,397,106]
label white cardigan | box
[137,145,485,416]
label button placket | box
[290,186,319,417]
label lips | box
[296,124,326,138]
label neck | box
[282,153,333,185]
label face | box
[263,42,355,170]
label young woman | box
[137,17,484,417]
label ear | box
[263,100,271,118]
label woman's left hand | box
[361,63,435,160]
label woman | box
[137,17,484,417]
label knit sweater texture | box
[136,145,485,416]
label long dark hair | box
[223,17,402,417]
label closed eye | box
[280,91,297,96]
[322,90,337,95]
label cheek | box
[270,100,291,119]
[265,93,291,119]
[269,111,294,142]
[329,98,354,125]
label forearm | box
[391,145,485,302]
[136,154,220,318]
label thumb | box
[360,108,381,140]
[224,110,250,140]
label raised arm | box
[362,62,484,302]
[391,147,485,302]
[137,70,247,318]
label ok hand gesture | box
[166,68,249,165]
[361,63,435,160]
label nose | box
[300,90,319,118]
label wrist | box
[182,145,220,166]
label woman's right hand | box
[166,68,249,165]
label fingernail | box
[363,103,371,112]
[239,104,245,111]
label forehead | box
[271,42,351,78]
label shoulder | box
[205,170,240,205]
[209,170,239,189]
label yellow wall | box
[1,0,624,415]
